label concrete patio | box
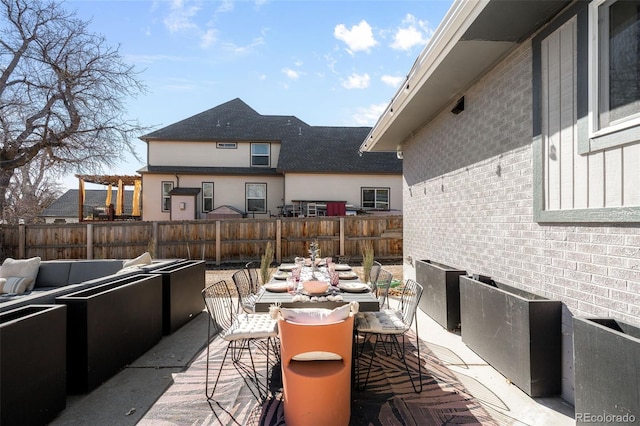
[49,287,575,425]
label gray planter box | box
[459,275,562,397]
[143,260,205,334]
[415,259,466,330]
[574,317,640,425]
[56,274,163,393]
[1,304,67,425]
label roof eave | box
[360,0,570,153]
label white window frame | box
[251,143,270,167]
[202,182,214,213]
[587,0,640,152]
[161,181,173,212]
[361,187,390,210]
[246,183,267,213]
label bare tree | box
[0,0,148,223]
[4,154,62,223]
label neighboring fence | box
[0,216,403,265]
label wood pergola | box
[76,174,142,222]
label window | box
[589,0,640,146]
[202,182,214,212]
[161,181,173,212]
[251,143,270,167]
[246,183,267,213]
[362,188,389,210]
[216,142,237,149]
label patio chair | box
[355,279,424,393]
[201,280,279,402]
[337,255,350,264]
[245,261,261,289]
[278,307,355,426]
[369,266,391,309]
[232,270,258,313]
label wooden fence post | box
[18,224,25,259]
[340,217,345,256]
[86,223,93,259]
[276,219,282,264]
[215,220,221,266]
[152,221,159,257]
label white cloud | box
[216,0,234,14]
[258,74,267,81]
[200,29,217,48]
[334,20,377,54]
[282,67,300,80]
[163,0,201,33]
[342,73,370,89]
[351,103,388,126]
[390,14,432,51]
[381,74,403,88]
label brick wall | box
[403,40,640,403]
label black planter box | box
[459,275,562,397]
[415,259,466,330]
[1,304,67,425]
[143,260,205,334]
[574,317,640,425]
[56,274,163,393]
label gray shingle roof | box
[40,189,136,217]
[140,98,401,174]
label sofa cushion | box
[0,277,33,294]
[123,252,152,269]
[67,260,124,284]
[35,262,73,288]
[0,257,41,292]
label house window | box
[589,0,640,148]
[202,182,214,212]
[216,142,237,149]
[161,181,173,212]
[246,183,266,213]
[362,187,389,210]
[251,143,270,167]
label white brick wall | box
[402,40,640,404]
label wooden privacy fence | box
[1,216,403,265]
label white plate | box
[264,283,289,292]
[338,282,370,293]
[279,264,297,271]
[273,272,290,280]
[338,271,358,280]
[333,264,351,271]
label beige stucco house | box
[361,0,640,408]
[139,99,402,221]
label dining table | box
[253,262,380,313]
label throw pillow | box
[0,257,41,292]
[0,276,33,294]
[281,303,351,325]
[122,252,152,269]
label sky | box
[63,0,454,189]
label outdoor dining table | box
[253,263,380,313]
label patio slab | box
[49,294,575,425]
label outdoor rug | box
[140,332,497,425]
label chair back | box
[369,260,382,286]
[201,280,236,332]
[278,315,354,364]
[399,279,423,327]
[244,261,261,291]
[375,268,393,308]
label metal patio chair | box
[201,280,279,402]
[355,279,424,393]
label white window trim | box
[361,187,390,210]
[585,0,640,153]
[161,181,173,212]
[251,143,271,167]
[246,182,267,213]
[202,182,214,213]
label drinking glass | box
[329,271,340,287]
[287,277,297,294]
